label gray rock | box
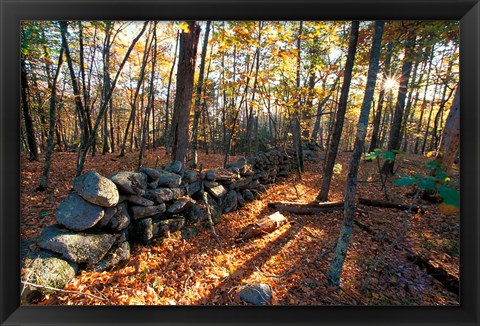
[200,193,222,224]
[120,195,154,207]
[222,190,238,213]
[187,204,207,223]
[168,197,193,214]
[90,241,130,272]
[236,191,245,207]
[164,160,184,174]
[171,187,186,199]
[37,225,116,265]
[129,218,153,244]
[147,179,159,189]
[107,202,131,231]
[21,249,78,304]
[56,193,105,231]
[237,283,272,305]
[97,206,117,228]
[153,217,185,237]
[72,170,120,207]
[109,171,147,195]
[183,170,200,183]
[146,188,174,203]
[140,167,161,180]
[228,177,253,190]
[205,168,239,181]
[186,180,203,197]
[157,170,182,187]
[181,227,199,239]
[206,183,227,199]
[241,189,255,202]
[129,203,166,220]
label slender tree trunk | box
[38,47,65,190]
[382,29,416,174]
[120,28,153,157]
[138,23,157,169]
[312,76,340,143]
[59,21,89,157]
[327,21,384,286]
[293,21,305,172]
[317,21,360,201]
[169,21,201,164]
[368,41,393,153]
[76,22,148,176]
[190,21,211,168]
[21,56,39,161]
[165,31,180,154]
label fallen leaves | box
[21,149,459,306]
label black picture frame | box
[1,0,479,325]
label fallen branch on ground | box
[21,281,111,303]
[235,211,288,242]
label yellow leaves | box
[178,22,190,33]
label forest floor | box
[20,147,460,305]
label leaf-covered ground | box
[20,148,459,305]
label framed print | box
[1,0,479,325]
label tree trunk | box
[21,56,39,161]
[190,21,211,168]
[382,29,416,174]
[165,31,180,154]
[138,23,158,169]
[169,21,201,164]
[317,21,360,201]
[293,21,305,173]
[76,22,147,176]
[368,42,394,153]
[120,28,153,157]
[434,84,459,169]
[38,46,65,190]
[327,21,384,286]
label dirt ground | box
[20,147,459,305]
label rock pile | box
[20,148,298,303]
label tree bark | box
[317,21,359,201]
[76,22,147,176]
[327,21,385,286]
[434,84,459,169]
[169,21,201,164]
[190,21,211,168]
[38,46,65,190]
[21,56,39,161]
[164,31,180,154]
[382,29,416,174]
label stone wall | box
[20,148,298,303]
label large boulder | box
[164,160,184,175]
[21,248,78,304]
[56,193,105,231]
[109,171,147,195]
[156,170,182,188]
[237,283,272,305]
[140,167,161,180]
[129,204,166,220]
[146,188,174,203]
[187,203,207,223]
[37,225,116,265]
[72,170,119,207]
[96,206,117,228]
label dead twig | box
[21,281,111,303]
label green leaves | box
[393,160,459,208]
[364,149,399,162]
